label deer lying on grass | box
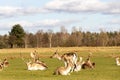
[20,52,48,71]
[74,57,84,72]
[50,50,78,72]
[115,57,120,66]
[0,61,3,71]
[81,53,95,69]
[0,58,9,71]
[26,60,48,70]
[2,58,9,67]
[53,60,74,75]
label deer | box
[50,50,78,72]
[2,58,9,67]
[81,52,95,69]
[30,50,39,62]
[20,52,48,71]
[35,59,48,68]
[26,60,48,70]
[0,61,3,71]
[115,57,120,66]
[53,59,74,75]
[0,58,9,71]
[74,57,84,72]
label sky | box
[0,0,120,35]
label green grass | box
[0,47,120,80]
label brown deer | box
[30,50,39,62]
[53,60,74,75]
[20,52,48,70]
[50,50,78,72]
[2,58,9,67]
[0,61,3,71]
[0,58,9,71]
[26,60,48,70]
[74,57,84,72]
[82,53,95,69]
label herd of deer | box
[22,50,95,75]
[51,50,95,75]
[0,50,120,76]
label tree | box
[59,26,69,47]
[98,30,109,46]
[48,29,53,48]
[9,24,25,48]
[42,33,49,47]
[72,27,83,46]
[36,30,44,48]
[24,32,29,48]
[82,32,94,46]
[27,33,37,48]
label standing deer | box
[50,50,78,72]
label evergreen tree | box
[9,24,25,48]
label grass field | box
[0,47,120,80]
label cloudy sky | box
[0,0,120,35]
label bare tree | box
[24,32,29,48]
[48,29,53,48]
[36,30,44,48]
[99,30,109,46]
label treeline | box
[0,24,120,48]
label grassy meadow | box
[0,47,120,80]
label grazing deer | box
[82,53,95,69]
[115,57,120,66]
[53,60,73,75]
[26,60,48,71]
[50,50,78,72]
[30,50,39,62]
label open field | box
[0,47,120,80]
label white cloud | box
[0,6,48,18]
[0,19,80,34]
[109,19,120,24]
[0,6,21,17]
[44,0,120,14]
[0,0,119,18]
[104,2,120,14]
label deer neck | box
[65,63,72,73]
[56,54,62,60]
[116,58,120,65]
[52,53,62,60]
[53,54,62,60]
